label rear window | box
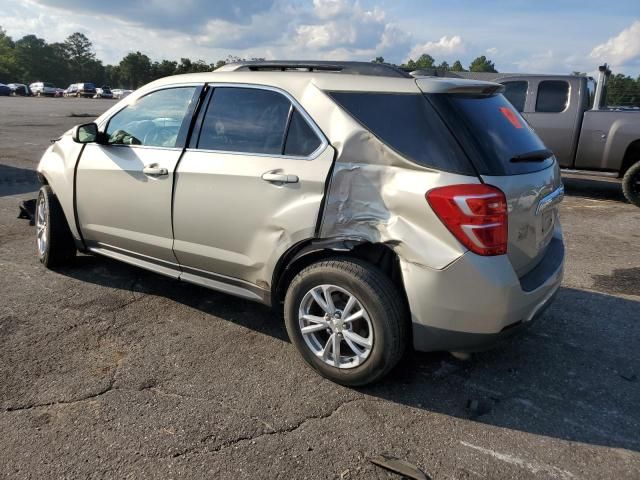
[535,81,569,113]
[328,92,475,175]
[84,83,96,89]
[427,93,554,175]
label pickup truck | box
[444,65,640,207]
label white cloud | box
[514,50,555,72]
[486,47,498,55]
[406,35,465,61]
[293,0,409,60]
[590,20,640,70]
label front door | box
[76,85,201,269]
[172,85,334,291]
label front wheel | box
[284,258,407,386]
[622,161,640,208]
[36,186,77,268]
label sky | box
[2,0,640,76]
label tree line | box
[0,28,248,89]
[377,53,498,73]
[1,26,638,106]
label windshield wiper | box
[510,149,553,163]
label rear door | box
[172,85,333,290]
[76,85,201,269]
[425,90,563,277]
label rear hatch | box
[419,79,563,277]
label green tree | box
[451,60,466,72]
[606,73,640,107]
[437,61,450,71]
[469,55,497,72]
[0,27,20,81]
[407,53,435,70]
[150,59,177,80]
[372,56,385,64]
[14,35,56,83]
[118,51,151,88]
[64,32,102,81]
[104,64,121,87]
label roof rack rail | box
[217,60,413,78]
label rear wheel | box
[622,161,640,208]
[36,186,76,268]
[284,258,407,386]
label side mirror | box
[73,122,100,143]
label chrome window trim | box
[105,144,183,152]
[192,82,329,161]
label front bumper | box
[403,234,564,353]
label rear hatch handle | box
[536,185,564,215]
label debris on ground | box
[368,453,431,480]
[620,370,637,382]
[17,198,36,225]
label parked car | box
[8,83,31,96]
[446,65,640,207]
[35,61,564,386]
[29,82,57,96]
[0,83,12,96]
[94,86,113,99]
[63,84,77,96]
[64,83,97,98]
[112,88,133,99]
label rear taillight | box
[426,184,508,256]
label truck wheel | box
[284,257,407,386]
[36,186,77,268]
[622,161,640,208]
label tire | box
[284,257,407,386]
[622,161,640,208]
[35,185,77,268]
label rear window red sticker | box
[499,107,523,129]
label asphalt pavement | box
[1,97,639,479]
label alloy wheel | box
[298,284,374,369]
[36,194,47,256]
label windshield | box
[427,93,555,175]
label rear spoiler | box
[415,77,505,95]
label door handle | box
[143,164,168,176]
[261,172,299,184]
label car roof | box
[141,69,500,97]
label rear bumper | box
[403,233,564,352]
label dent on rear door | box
[172,146,336,291]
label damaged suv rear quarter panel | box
[295,78,479,327]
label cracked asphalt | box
[1,97,639,479]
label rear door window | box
[427,93,554,175]
[198,87,291,155]
[328,91,475,175]
[501,81,528,112]
[535,81,569,112]
[284,109,322,156]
